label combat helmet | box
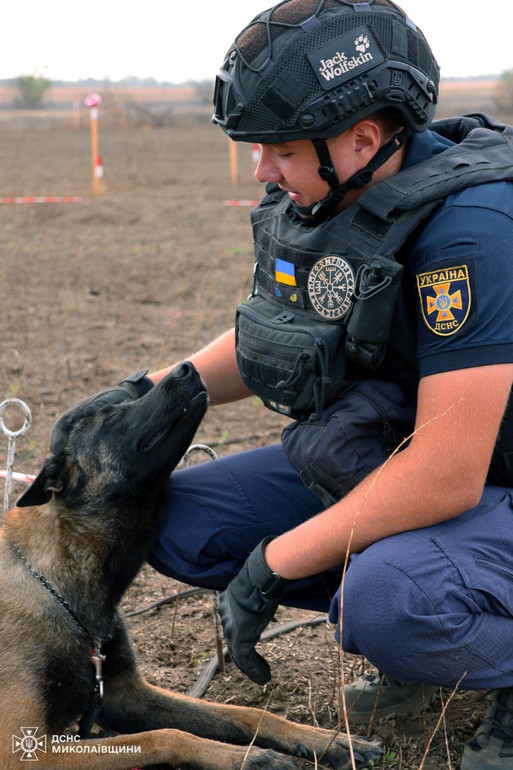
[213,0,440,217]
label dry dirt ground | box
[0,105,499,769]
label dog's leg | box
[184,695,382,768]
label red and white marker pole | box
[96,155,104,180]
[85,93,102,196]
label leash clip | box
[91,640,106,700]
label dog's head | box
[17,362,208,511]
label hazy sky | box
[3,1,511,83]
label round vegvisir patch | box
[307,255,355,319]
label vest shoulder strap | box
[362,121,513,219]
[342,113,513,259]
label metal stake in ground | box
[0,398,32,514]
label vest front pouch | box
[235,294,346,419]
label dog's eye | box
[101,409,118,423]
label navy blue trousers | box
[148,443,513,690]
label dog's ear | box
[16,458,63,508]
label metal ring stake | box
[181,443,218,467]
[0,398,32,513]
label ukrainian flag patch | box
[275,258,297,286]
[417,264,471,336]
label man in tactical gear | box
[51,1,513,767]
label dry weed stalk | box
[417,674,466,770]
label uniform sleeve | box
[410,182,513,378]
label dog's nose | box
[165,361,206,395]
[172,362,195,379]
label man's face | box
[254,131,363,210]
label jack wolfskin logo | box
[354,34,370,54]
[417,264,471,336]
[308,27,383,90]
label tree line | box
[8,70,513,114]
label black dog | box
[0,362,380,769]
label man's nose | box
[254,146,283,184]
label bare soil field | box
[0,89,507,768]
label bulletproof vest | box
[235,114,513,487]
[235,113,513,425]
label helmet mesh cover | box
[221,0,439,140]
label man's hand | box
[218,537,289,685]
[50,370,154,454]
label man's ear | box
[16,458,63,508]
[351,118,381,157]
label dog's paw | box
[295,733,382,769]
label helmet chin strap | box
[293,127,411,222]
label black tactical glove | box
[50,370,154,454]
[218,537,290,685]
